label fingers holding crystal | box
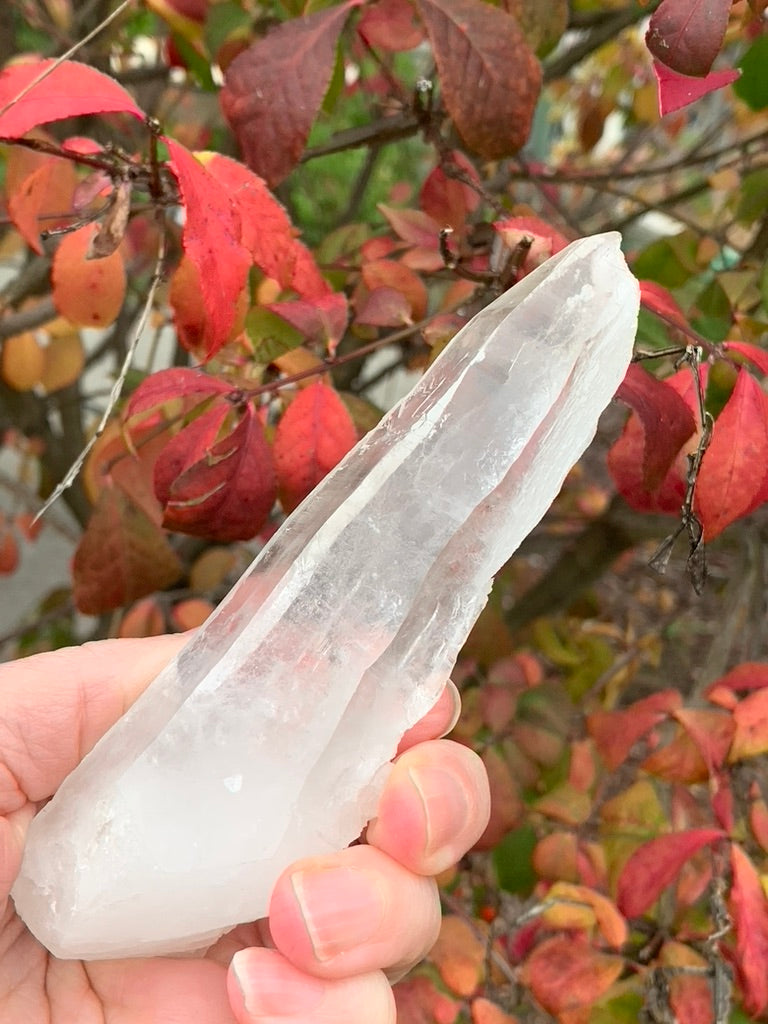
[228,947,395,1024]
[396,680,461,753]
[267,844,440,980]
[367,739,490,876]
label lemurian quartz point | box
[12,232,640,959]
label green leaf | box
[245,308,304,363]
[692,278,731,342]
[492,824,538,895]
[735,168,768,227]
[170,33,217,91]
[633,234,698,288]
[734,34,768,111]
[205,1,251,59]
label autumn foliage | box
[3,0,768,1020]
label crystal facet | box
[12,232,640,959]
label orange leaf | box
[543,883,627,949]
[673,707,735,773]
[119,597,166,638]
[171,597,214,631]
[393,975,461,1024]
[0,526,20,575]
[471,996,520,1024]
[52,223,126,327]
[415,0,541,157]
[707,661,768,697]
[360,259,428,321]
[7,153,76,254]
[729,687,768,761]
[273,382,357,513]
[73,485,182,614]
[39,332,85,393]
[616,829,725,918]
[730,844,768,1015]
[1,331,45,391]
[695,368,768,539]
[519,934,623,1019]
[430,914,486,996]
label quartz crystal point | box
[12,232,640,959]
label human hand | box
[0,635,489,1023]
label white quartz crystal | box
[12,232,640,959]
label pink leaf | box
[165,140,251,359]
[652,60,739,116]
[617,829,725,917]
[646,0,731,78]
[220,3,358,186]
[0,59,144,138]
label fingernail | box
[291,866,386,962]
[231,949,325,1018]
[443,681,462,735]
[408,764,470,861]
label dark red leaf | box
[608,365,706,514]
[0,59,144,138]
[273,382,358,513]
[267,293,349,352]
[165,140,251,359]
[616,829,725,917]
[587,689,682,770]
[639,279,688,327]
[730,844,768,1015]
[220,3,357,186]
[695,368,768,539]
[157,404,277,542]
[415,0,541,157]
[652,59,739,116]
[72,485,182,614]
[724,340,768,376]
[357,0,425,51]
[646,0,731,78]
[615,363,697,491]
[127,368,230,419]
[420,152,481,234]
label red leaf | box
[615,363,697,491]
[420,152,481,234]
[0,59,144,138]
[357,0,425,51]
[639,279,687,327]
[220,3,357,186]
[157,404,277,542]
[672,708,735,773]
[519,934,623,1017]
[127,368,230,419]
[724,340,768,376]
[730,844,768,1015]
[608,365,705,515]
[72,485,182,614]
[165,140,251,359]
[393,975,461,1024]
[646,0,731,77]
[695,368,768,539]
[203,154,332,301]
[415,0,541,157]
[587,690,682,770]
[652,60,739,116]
[616,829,725,917]
[707,661,768,697]
[273,382,358,513]
[730,688,768,761]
